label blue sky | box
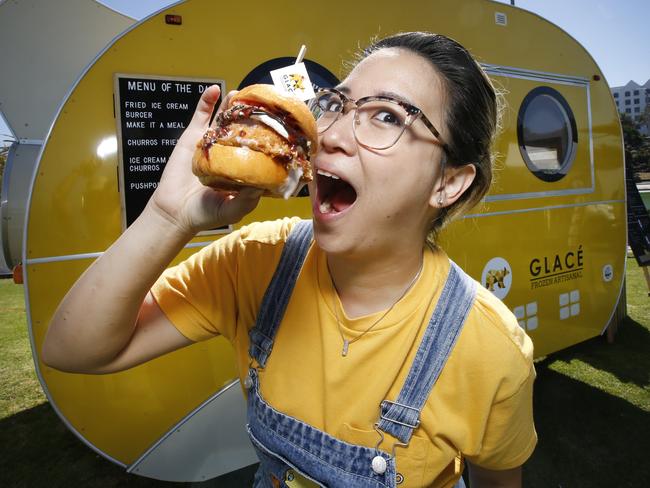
[1,0,648,143]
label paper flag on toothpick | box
[270,62,315,101]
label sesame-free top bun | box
[232,84,318,152]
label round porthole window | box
[517,86,577,182]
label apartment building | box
[611,80,650,135]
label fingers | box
[219,90,237,111]
[226,187,263,214]
[209,90,239,128]
[187,87,239,134]
[213,186,263,225]
[237,187,264,200]
[187,84,222,130]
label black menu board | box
[114,74,224,229]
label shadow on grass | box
[0,401,256,487]
[524,360,650,488]
[539,316,650,388]
[2,355,648,487]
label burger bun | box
[193,143,289,195]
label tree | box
[638,105,650,142]
[639,104,650,128]
[620,112,650,177]
[621,113,644,148]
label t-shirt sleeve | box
[150,218,297,343]
[150,230,243,342]
[466,364,537,470]
[459,287,538,470]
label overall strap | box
[249,220,313,367]
[377,261,477,444]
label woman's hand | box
[149,85,262,236]
[43,86,264,374]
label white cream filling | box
[250,113,289,139]
[232,114,307,199]
[234,136,258,146]
[279,166,303,199]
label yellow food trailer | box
[19,0,624,481]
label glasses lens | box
[355,100,410,149]
[310,91,343,133]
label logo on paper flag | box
[270,62,316,101]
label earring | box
[437,192,445,207]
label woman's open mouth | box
[315,169,358,216]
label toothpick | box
[295,45,307,64]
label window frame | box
[517,86,578,183]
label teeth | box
[319,200,332,213]
[317,169,340,179]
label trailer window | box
[517,87,577,182]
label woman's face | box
[309,48,449,258]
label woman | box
[43,32,536,487]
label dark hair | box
[362,32,499,237]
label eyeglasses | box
[308,88,449,152]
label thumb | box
[187,84,222,130]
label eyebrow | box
[334,85,416,107]
[374,90,416,107]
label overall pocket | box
[337,423,432,488]
[247,425,326,488]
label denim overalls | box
[244,220,476,487]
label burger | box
[192,84,317,198]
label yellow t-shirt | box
[151,218,537,488]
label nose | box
[319,109,357,155]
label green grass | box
[0,281,45,417]
[523,262,649,487]
[1,262,648,487]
